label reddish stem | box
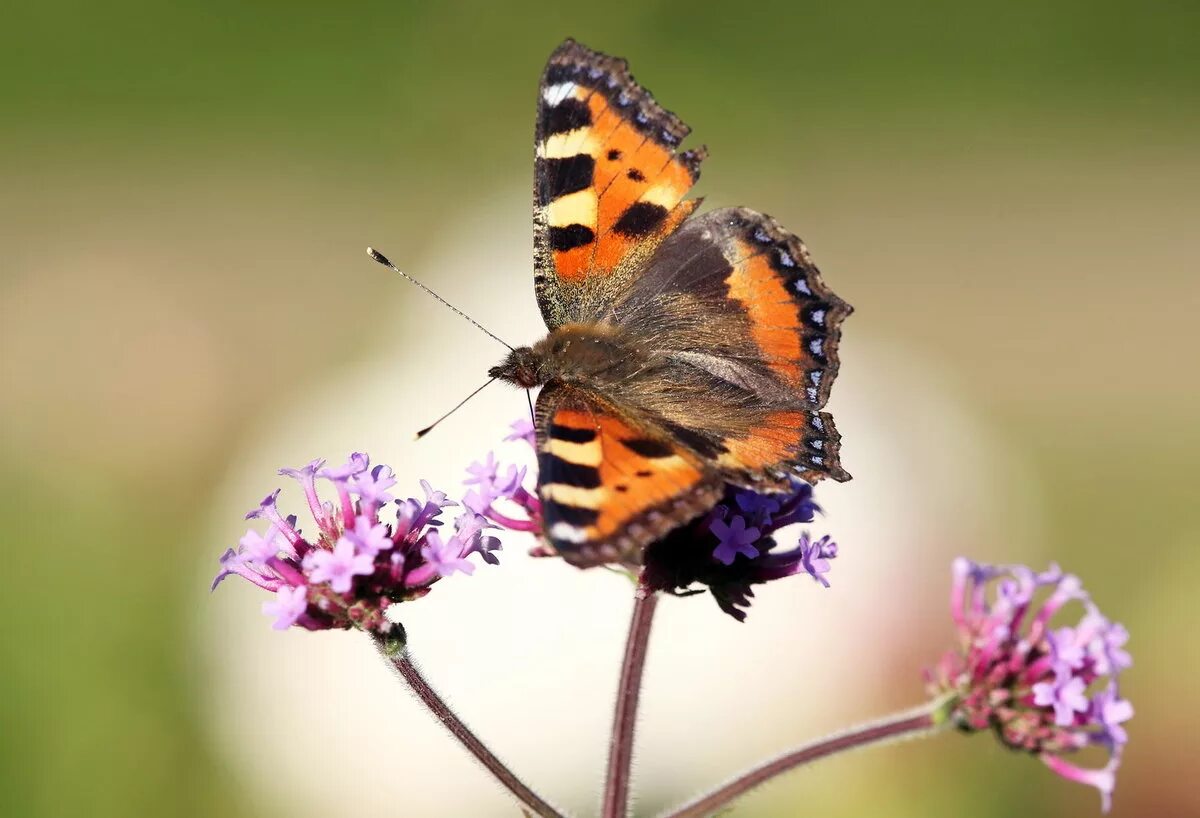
[602,584,659,818]
[374,635,564,818]
[658,705,942,818]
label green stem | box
[657,699,953,818]
[373,631,565,818]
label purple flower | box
[926,558,1133,812]
[1094,687,1134,745]
[245,489,281,522]
[1042,755,1120,814]
[305,537,376,593]
[504,418,536,447]
[420,478,448,508]
[465,453,500,487]
[734,492,782,527]
[213,452,499,633]
[347,517,391,557]
[799,534,836,588]
[1032,668,1090,726]
[1048,626,1087,670]
[1081,612,1132,675]
[318,453,369,482]
[352,464,397,507]
[420,531,476,578]
[280,459,330,529]
[710,514,761,565]
[455,511,503,565]
[469,463,527,506]
[262,585,309,630]
[642,480,837,621]
[238,525,282,564]
[319,453,370,527]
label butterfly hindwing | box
[535,384,724,566]
[618,207,851,407]
[534,39,707,329]
[603,206,853,484]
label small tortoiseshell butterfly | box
[490,39,852,567]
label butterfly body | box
[496,40,853,567]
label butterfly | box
[490,39,852,568]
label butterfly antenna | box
[367,247,514,351]
[415,378,497,440]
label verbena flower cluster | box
[926,558,1133,811]
[642,482,837,621]
[468,420,840,620]
[211,423,1136,813]
[213,454,499,632]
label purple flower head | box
[641,480,838,621]
[461,427,541,536]
[213,452,498,634]
[926,558,1133,812]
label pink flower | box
[213,452,500,634]
[262,585,309,630]
[238,525,283,564]
[927,558,1133,812]
[347,517,391,557]
[305,537,375,593]
[1032,668,1090,726]
[352,465,397,507]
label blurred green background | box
[3,1,1197,816]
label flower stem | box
[657,700,950,818]
[373,632,565,818]
[602,583,659,818]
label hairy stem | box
[658,701,949,818]
[374,633,564,818]
[602,584,660,818]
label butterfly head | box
[489,345,545,389]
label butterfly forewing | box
[534,39,707,329]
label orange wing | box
[534,385,723,566]
[605,206,855,485]
[533,39,706,329]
